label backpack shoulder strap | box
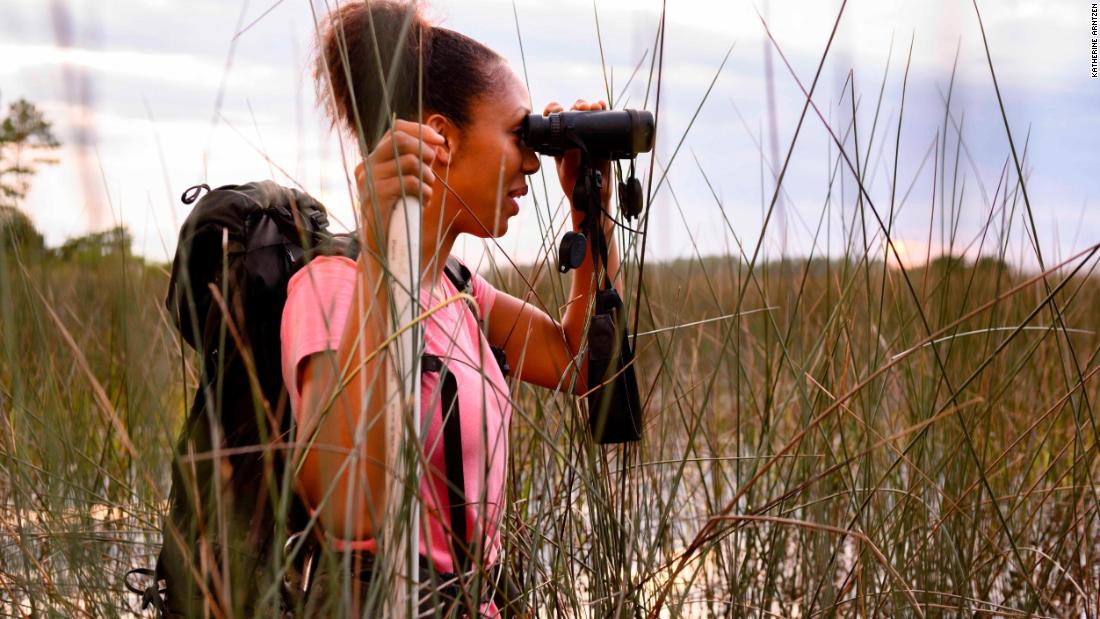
[442,255,471,293]
[419,256,511,573]
[420,354,470,571]
[440,256,510,377]
[423,256,471,564]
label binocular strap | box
[421,353,470,572]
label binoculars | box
[521,109,655,160]
[521,108,653,445]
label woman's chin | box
[491,220,510,237]
[491,203,518,236]
[470,218,509,239]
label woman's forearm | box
[298,244,391,540]
[561,207,623,389]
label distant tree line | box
[1,205,133,263]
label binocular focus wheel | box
[558,231,588,273]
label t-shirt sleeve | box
[468,268,499,320]
[280,255,359,409]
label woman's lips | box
[507,186,526,216]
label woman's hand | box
[354,120,449,247]
[543,99,614,226]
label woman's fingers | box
[357,123,442,219]
[360,155,436,189]
[359,153,436,186]
[370,125,448,164]
[390,154,437,185]
[547,98,610,113]
[356,124,442,233]
[377,176,433,202]
[375,131,440,158]
[390,119,445,145]
[569,98,608,112]
[365,153,435,175]
[545,98,608,115]
[363,177,433,213]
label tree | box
[0,97,60,208]
[0,204,45,254]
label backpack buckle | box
[282,532,318,608]
[307,208,328,230]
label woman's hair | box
[314,1,505,149]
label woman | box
[280,1,621,615]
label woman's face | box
[429,64,540,238]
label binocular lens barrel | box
[522,109,654,159]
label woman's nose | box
[521,146,540,175]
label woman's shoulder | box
[283,255,359,335]
[287,255,358,293]
[444,255,499,320]
[290,254,358,280]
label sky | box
[1,0,1098,270]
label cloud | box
[0,43,280,90]
[2,0,1097,268]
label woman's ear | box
[426,113,455,158]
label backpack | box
[148,181,343,617]
[133,180,511,617]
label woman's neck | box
[419,226,457,286]
[417,187,458,285]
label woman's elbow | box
[299,455,384,540]
[316,497,379,541]
[571,365,589,396]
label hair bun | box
[314,1,504,149]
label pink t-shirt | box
[280,255,511,581]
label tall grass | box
[0,244,183,616]
[2,0,1099,617]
